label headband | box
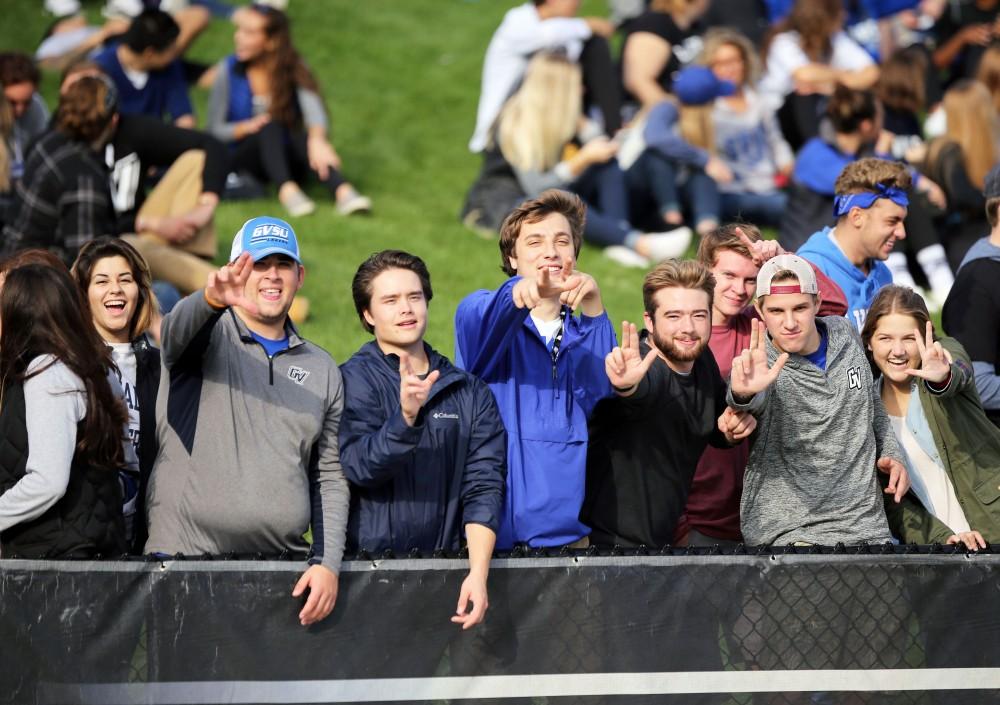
[832,183,909,218]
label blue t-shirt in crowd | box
[250,331,289,358]
[802,320,830,371]
[95,43,193,122]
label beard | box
[649,328,707,364]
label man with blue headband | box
[798,158,910,330]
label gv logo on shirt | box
[847,366,864,390]
[287,366,310,385]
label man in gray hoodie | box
[727,254,910,546]
[943,164,1000,428]
[145,216,349,627]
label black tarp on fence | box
[3,552,1000,704]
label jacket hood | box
[798,228,865,282]
[957,237,1000,271]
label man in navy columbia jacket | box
[339,250,506,629]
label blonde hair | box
[976,44,1000,114]
[679,103,715,153]
[928,79,999,190]
[699,28,760,85]
[496,53,581,172]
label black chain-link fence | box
[3,549,1000,705]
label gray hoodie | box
[728,316,903,546]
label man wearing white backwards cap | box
[145,216,349,626]
[726,254,913,546]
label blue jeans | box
[626,150,719,230]
[720,190,788,228]
[569,160,633,247]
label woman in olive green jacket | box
[862,285,1000,548]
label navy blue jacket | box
[339,342,507,553]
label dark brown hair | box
[497,189,585,277]
[0,264,127,471]
[55,75,118,143]
[71,237,158,341]
[0,51,40,87]
[246,5,321,129]
[826,84,878,134]
[351,250,433,333]
[642,259,715,317]
[876,48,927,115]
[0,249,67,280]
[764,0,842,66]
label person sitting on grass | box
[207,4,371,218]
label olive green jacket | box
[883,338,1000,544]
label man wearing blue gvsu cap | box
[797,158,910,331]
[727,254,917,547]
[339,250,506,630]
[144,216,349,626]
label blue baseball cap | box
[672,65,736,106]
[229,216,301,264]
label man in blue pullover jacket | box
[455,190,615,550]
[339,250,506,629]
[798,157,909,331]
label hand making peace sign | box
[730,319,789,400]
[904,320,951,385]
[605,321,658,393]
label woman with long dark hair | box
[72,237,160,553]
[207,4,370,218]
[0,263,128,558]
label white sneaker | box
[642,226,693,262]
[603,245,650,268]
[46,0,81,16]
[336,192,372,216]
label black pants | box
[580,35,623,135]
[231,121,346,196]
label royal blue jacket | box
[455,277,615,549]
[798,227,892,331]
[339,341,506,553]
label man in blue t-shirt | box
[95,8,194,127]
[797,158,910,331]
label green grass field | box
[2,0,654,362]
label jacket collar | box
[228,307,306,349]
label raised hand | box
[512,264,581,310]
[605,321,658,393]
[904,321,951,384]
[718,406,757,443]
[876,457,911,503]
[736,227,785,266]
[559,268,601,314]
[399,351,441,426]
[730,319,789,400]
[205,252,259,315]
